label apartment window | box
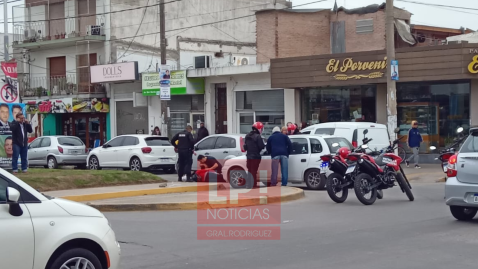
[356,19,374,34]
[77,53,97,93]
[78,0,96,36]
[49,2,65,36]
[49,56,66,95]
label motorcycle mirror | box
[361,144,369,149]
[394,127,400,134]
[429,146,436,150]
[332,143,339,147]
[457,127,464,133]
[363,129,368,135]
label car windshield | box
[58,137,84,146]
[145,137,171,146]
[325,137,353,152]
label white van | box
[300,122,390,152]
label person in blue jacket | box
[406,120,423,169]
[267,126,292,186]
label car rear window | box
[58,137,84,146]
[325,137,353,153]
[460,132,478,153]
[145,137,171,146]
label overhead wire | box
[116,0,150,60]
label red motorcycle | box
[351,128,414,205]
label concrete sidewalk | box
[400,164,445,183]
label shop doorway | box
[61,113,107,149]
[215,84,227,134]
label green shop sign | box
[142,71,204,96]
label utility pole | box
[159,0,169,137]
[386,0,397,140]
[4,0,9,61]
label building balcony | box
[13,2,106,51]
[19,73,106,99]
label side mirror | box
[7,187,23,217]
[363,129,368,135]
[394,127,400,134]
[457,127,464,134]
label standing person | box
[281,126,288,135]
[405,121,423,169]
[151,126,161,136]
[267,126,292,187]
[0,104,10,127]
[196,122,209,143]
[9,113,32,173]
[287,123,296,135]
[171,125,195,182]
[293,123,300,135]
[243,122,265,189]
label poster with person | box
[0,103,26,165]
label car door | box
[288,137,311,181]
[37,137,52,165]
[308,137,325,167]
[213,136,237,163]
[456,133,478,185]
[117,136,138,167]
[192,137,218,170]
[0,177,34,269]
[27,138,42,165]
[97,137,124,167]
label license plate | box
[160,158,170,163]
[69,150,80,154]
[321,162,329,168]
[474,194,478,203]
[443,163,448,173]
[346,165,355,174]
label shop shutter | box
[169,95,192,111]
[251,90,284,111]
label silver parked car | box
[28,136,88,169]
[445,127,478,221]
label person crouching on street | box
[267,126,292,186]
[196,155,223,182]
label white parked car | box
[222,134,353,190]
[191,134,267,171]
[300,122,391,154]
[87,135,177,172]
[0,169,120,269]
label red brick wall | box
[256,11,277,64]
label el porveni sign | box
[469,55,478,74]
[327,57,387,81]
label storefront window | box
[397,81,470,153]
[301,86,376,125]
[116,101,148,135]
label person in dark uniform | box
[243,122,265,189]
[171,125,195,182]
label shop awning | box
[395,19,417,45]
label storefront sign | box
[142,73,161,96]
[326,57,387,80]
[1,61,18,103]
[25,98,110,114]
[468,55,478,74]
[391,60,399,81]
[469,49,478,54]
[142,70,205,96]
[90,62,139,83]
[170,70,187,94]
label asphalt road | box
[106,183,478,269]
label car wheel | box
[47,156,58,169]
[229,167,247,189]
[130,157,142,171]
[450,206,478,221]
[89,156,101,170]
[49,248,102,269]
[305,169,326,190]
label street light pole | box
[386,0,397,140]
[4,0,9,61]
[159,0,169,137]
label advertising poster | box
[0,103,26,165]
[159,65,171,100]
[0,61,19,103]
[25,98,110,114]
[141,73,161,96]
[391,60,399,81]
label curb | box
[88,187,305,212]
[61,183,226,202]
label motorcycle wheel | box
[326,173,349,203]
[353,173,378,206]
[377,190,384,199]
[396,172,414,201]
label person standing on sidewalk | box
[406,120,423,169]
[244,122,265,189]
[196,122,209,143]
[9,113,32,173]
[171,126,195,182]
[267,126,292,186]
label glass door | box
[169,112,190,138]
[191,113,205,141]
[238,112,255,134]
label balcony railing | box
[19,74,106,98]
[13,3,105,44]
